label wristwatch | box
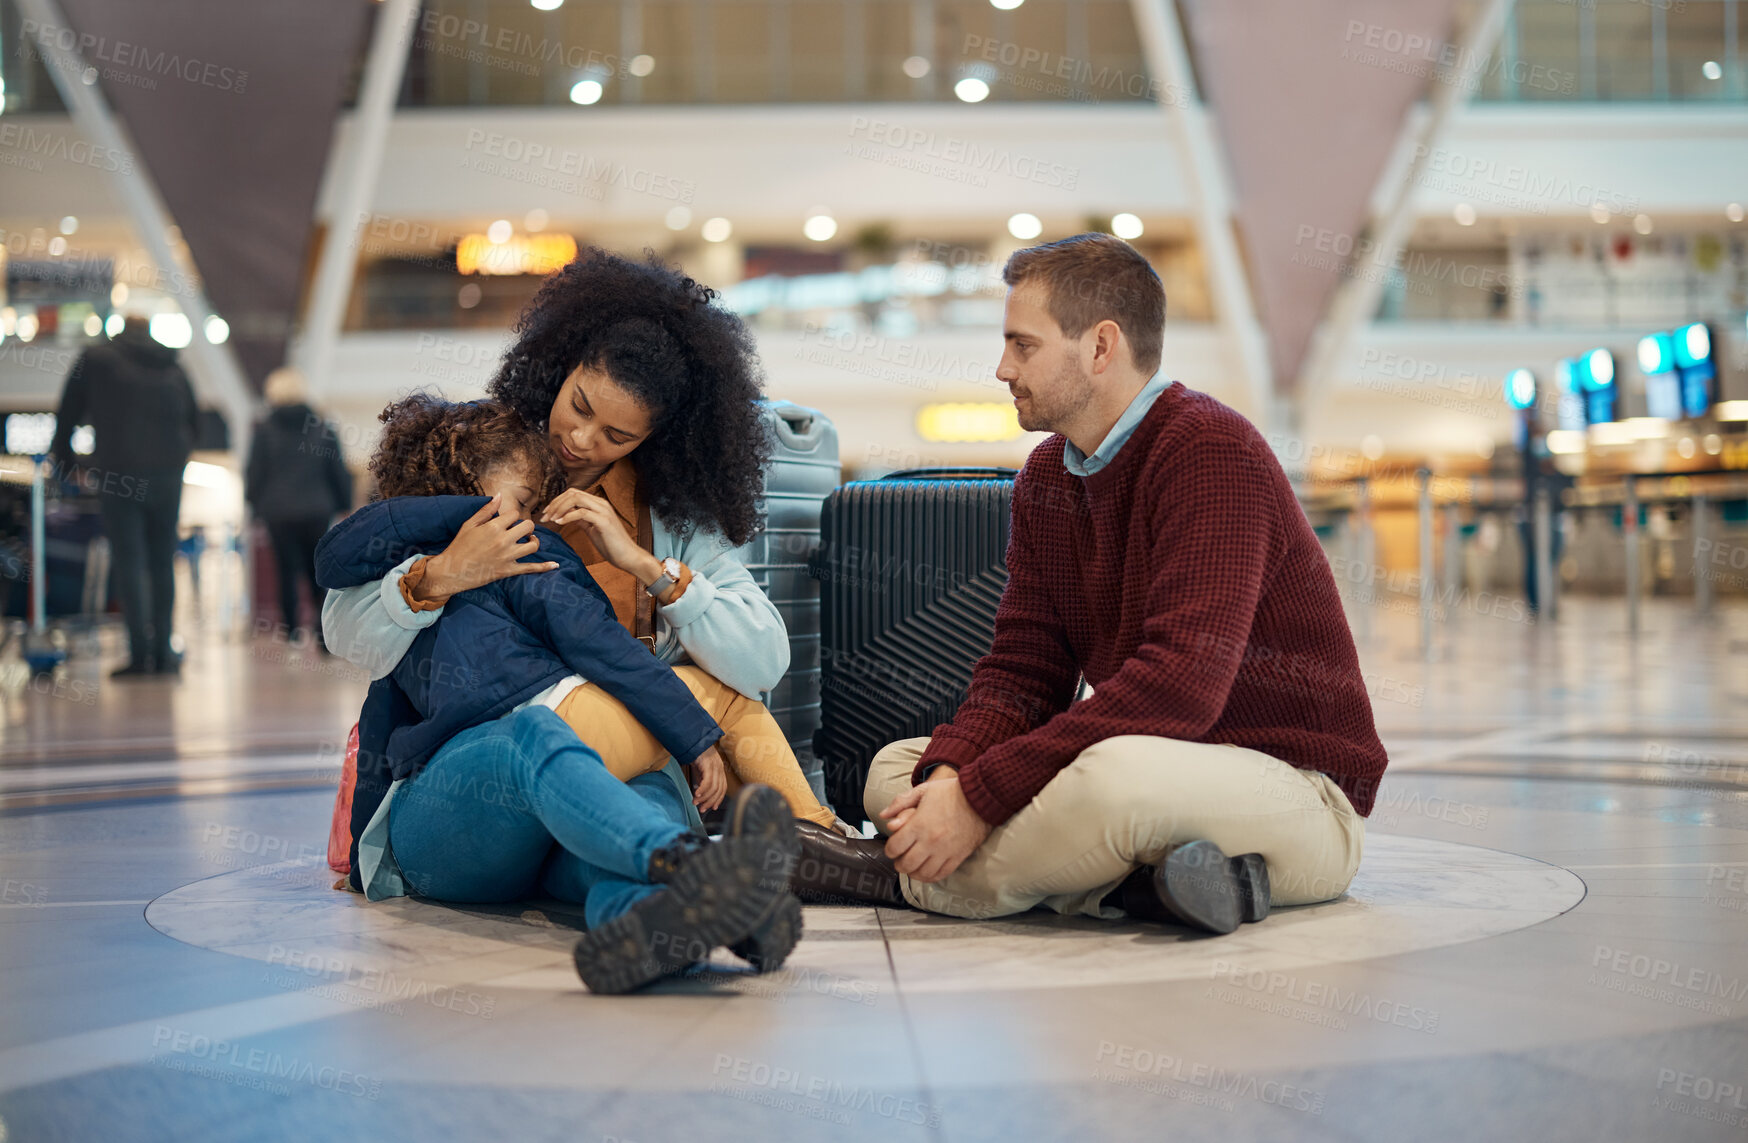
[647,556,683,598]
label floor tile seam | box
[1531,843,1748,859]
[1379,768,1748,792]
[0,784,337,816]
[872,906,952,1143]
[0,746,337,770]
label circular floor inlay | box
[146,832,1584,996]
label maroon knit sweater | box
[914,383,1388,826]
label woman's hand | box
[684,745,728,812]
[540,489,660,581]
[413,495,559,605]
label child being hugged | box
[319,394,844,832]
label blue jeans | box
[389,706,693,928]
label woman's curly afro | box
[488,247,771,547]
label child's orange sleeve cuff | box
[398,557,446,613]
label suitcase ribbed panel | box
[811,471,1014,818]
[731,401,839,801]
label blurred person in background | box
[50,312,198,678]
[246,367,354,652]
[176,524,207,604]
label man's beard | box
[1015,356,1093,434]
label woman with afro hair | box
[321,251,845,955]
[325,247,787,700]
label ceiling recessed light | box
[954,77,990,103]
[1111,213,1144,240]
[804,214,838,242]
[569,78,604,105]
[1007,213,1042,240]
[701,217,733,243]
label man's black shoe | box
[109,659,155,679]
[1114,841,1270,935]
[573,830,790,994]
[791,819,907,908]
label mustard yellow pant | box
[554,665,836,829]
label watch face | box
[662,558,682,579]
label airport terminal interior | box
[1,1,1746,1140]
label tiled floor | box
[1,594,1745,1142]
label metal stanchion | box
[1533,488,1553,624]
[218,522,239,636]
[29,458,47,640]
[1623,475,1640,636]
[1351,477,1372,642]
[23,455,66,675]
[1693,492,1713,615]
[1418,468,1434,656]
[1442,500,1463,612]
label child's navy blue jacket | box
[315,495,724,884]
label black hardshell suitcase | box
[811,467,1016,819]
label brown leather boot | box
[791,820,908,908]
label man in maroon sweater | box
[797,233,1387,933]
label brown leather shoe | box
[791,820,907,908]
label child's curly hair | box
[369,393,565,511]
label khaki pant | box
[863,736,1364,919]
[556,665,838,829]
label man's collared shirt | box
[1061,371,1173,477]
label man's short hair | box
[1001,233,1165,375]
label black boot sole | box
[572,834,788,995]
[1154,841,1272,936]
[722,784,800,898]
[721,785,804,973]
[730,893,804,973]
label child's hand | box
[420,495,558,603]
[685,745,727,812]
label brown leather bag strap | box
[634,491,656,652]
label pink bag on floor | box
[326,723,359,874]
